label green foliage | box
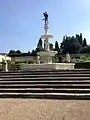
[60,33,88,54]
[49,43,53,51]
[82,38,87,47]
[35,38,44,52]
[54,54,62,63]
[16,50,21,54]
[8,33,88,61]
[80,46,90,53]
[15,61,22,64]
[8,50,22,57]
[8,50,16,57]
[28,60,34,64]
[61,35,82,54]
[76,33,83,45]
[30,50,37,56]
[37,38,42,48]
[23,60,27,63]
[79,33,83,45]
[9,62,21,71]
[81,57,90,62]
[55,41,60,52]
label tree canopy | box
[8,33,89,57]
[60,33,87,54]
[35,38,44,52]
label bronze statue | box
[43,12,48,24]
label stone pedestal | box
[20,63,75,71]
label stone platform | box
[20,63,75,71]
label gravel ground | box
[0,99,90,120]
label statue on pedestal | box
[43,12,48,25]
[37,55,40,64]
[66,53,70,63]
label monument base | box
[20,63,75,71]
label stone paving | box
[0,99,90,120]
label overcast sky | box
[0,0,90,52]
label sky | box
[0,0,90,53]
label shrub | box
[9,63,21,71]
[23,60,27,63]
[28,60,34,64]
[75,62,90,69]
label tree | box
[79,33,83,45]
[55,41,60,52]
[16,50,21,54]
[82,38,87,47]
[36,38,43,52]
[80,45,90,53]
[61,35,82,54]
[37,38,42,48]
[70,42,82,54]
[76,33,83,45]
[49,43,53,50]
[8,50,16,57]
[8,50,22,57]
[31,50,37,56]
[15,50,21,56]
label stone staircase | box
[0,69,90,99]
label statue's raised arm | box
[43,12,48,24]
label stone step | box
[1,70,90,75]
[0,80,90,84]
[0,70,90,99]
[0,92,88,96]
[0,83,90,88]
[2,69,90,73]
[0,81,90,85]
[0,92,90,99]
[1,74,90,78]
[0,88,90,93]
[0,76,90,81]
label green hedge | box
[75,62,90,69]
[8,63,21,71]
[28,60,34,64]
